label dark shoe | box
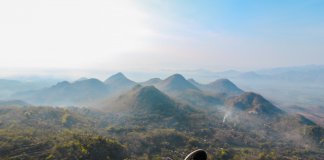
[184,149,207,160]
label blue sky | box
[0,0,323,78]
[138,0,324,69]
[147,0,324,36]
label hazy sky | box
[1,0,324,77]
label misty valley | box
[0,72,323,160]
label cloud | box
[0,0,154,69]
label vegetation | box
[0,106,323,159]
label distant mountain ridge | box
[187,78,243,95]
[152,74,228,108]
[0,100,29,107]
[187,78,201,87]
[104,72,137,90]
[140,78,162,86]
[0,79,58,99]
[205,79,243,95]
[156,74,200,93]
[13,78,109,105]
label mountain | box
[100,85,185,115]
[187,78,202,88]
[13,78,109,105]
[204,79,243,95]
[258,65,324,75]
[141,78,162,86]
[295,114,317,126]
[0,79,21,88]
[104,72,137,92]
[287,105,324,127]
[234,65,324,83]
[237,72,266,80]
[173,78,225,108]
[0,79,56,99]
[226,92,285,116]
[96,85,200,129]
[156,74,199,93]
[153,74,223,108]
[216,70,241,78]
[271,113,322,144]
[75,77,88,82]
[0,100,29,107]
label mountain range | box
[0,72,323,159]
[0,73,302,107]
[0,74,290,131]
[13,78,109,105]
[10,73,239,107]
[0,72,321,130]
[7,72,320,125]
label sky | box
[0,0,324,78]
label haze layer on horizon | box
[1,0,324,78]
